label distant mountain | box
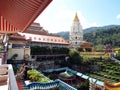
[54,31,69,40]
[84,25,120,47]
[84,25,120,34]
[54,25,120,41]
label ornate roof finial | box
[73,12,79,22]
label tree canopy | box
[84,26,120,47]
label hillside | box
[54,25,120,47]
[84,25,120,47]
[83,25,120,34]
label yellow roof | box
[104,82,120,90]
[73,12,79,22]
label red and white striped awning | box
[0,0,52,34]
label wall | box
[8,48,30,60]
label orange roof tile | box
[9,33,27,41]
[80,41,93,48]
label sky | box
[35,0,120,33]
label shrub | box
[77,80,89,90]
[27,69,50,82]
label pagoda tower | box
[69,12,83,49]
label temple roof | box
[73,12,79,22]
[59,71,74,78]
[80,41,93,48]
[23,23,58,37]
[18,22,69,45]
[21,31,69,45]
[9,33,28,42]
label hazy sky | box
[35,0,120,33]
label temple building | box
[5,23,69,60]
[19,23,69,48]
[69,13,83,49]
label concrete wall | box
[8,48,30,60]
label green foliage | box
[116,50,120,60]
[85,48,92,52]
[76,48,84,52]
[69,50,82,65]
[95,44,104,52]
[87,58,120,82]
[27,70,50,82]
[12,65,18,74]
[84,26,120,47]
[27,69,42,81]
[31,46,69,55]
[82,56,95,65]
[78,80,89,90]
[10,54,18,60]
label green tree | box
[116,50,120,60]
[78,80,89,90]
[69,50,82,65]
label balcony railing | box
[0,64,18,90]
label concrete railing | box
[0,64,18,90]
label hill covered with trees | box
[55,25,120,47]
[84,26,120,47]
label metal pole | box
[3,34,9,64]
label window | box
[29,37,32,40]
[39,38,41,40]
[23,35,25,37]
[34,37,36,40]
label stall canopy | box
[0,0,52,34]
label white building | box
[19,23,69,48]
[69,13,83,49]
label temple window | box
[34,37,36,40]
[39,38,41,40]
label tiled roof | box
[27,23,43,31]
[21,22,69,45]
[30,22,41,27]
[24,29,48,36]
[9,33,27,41]
[80,41,93,48]
[24,29,60,37]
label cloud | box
[76,12,98,29]
[35,1,98,33]
[116,14,120,19]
